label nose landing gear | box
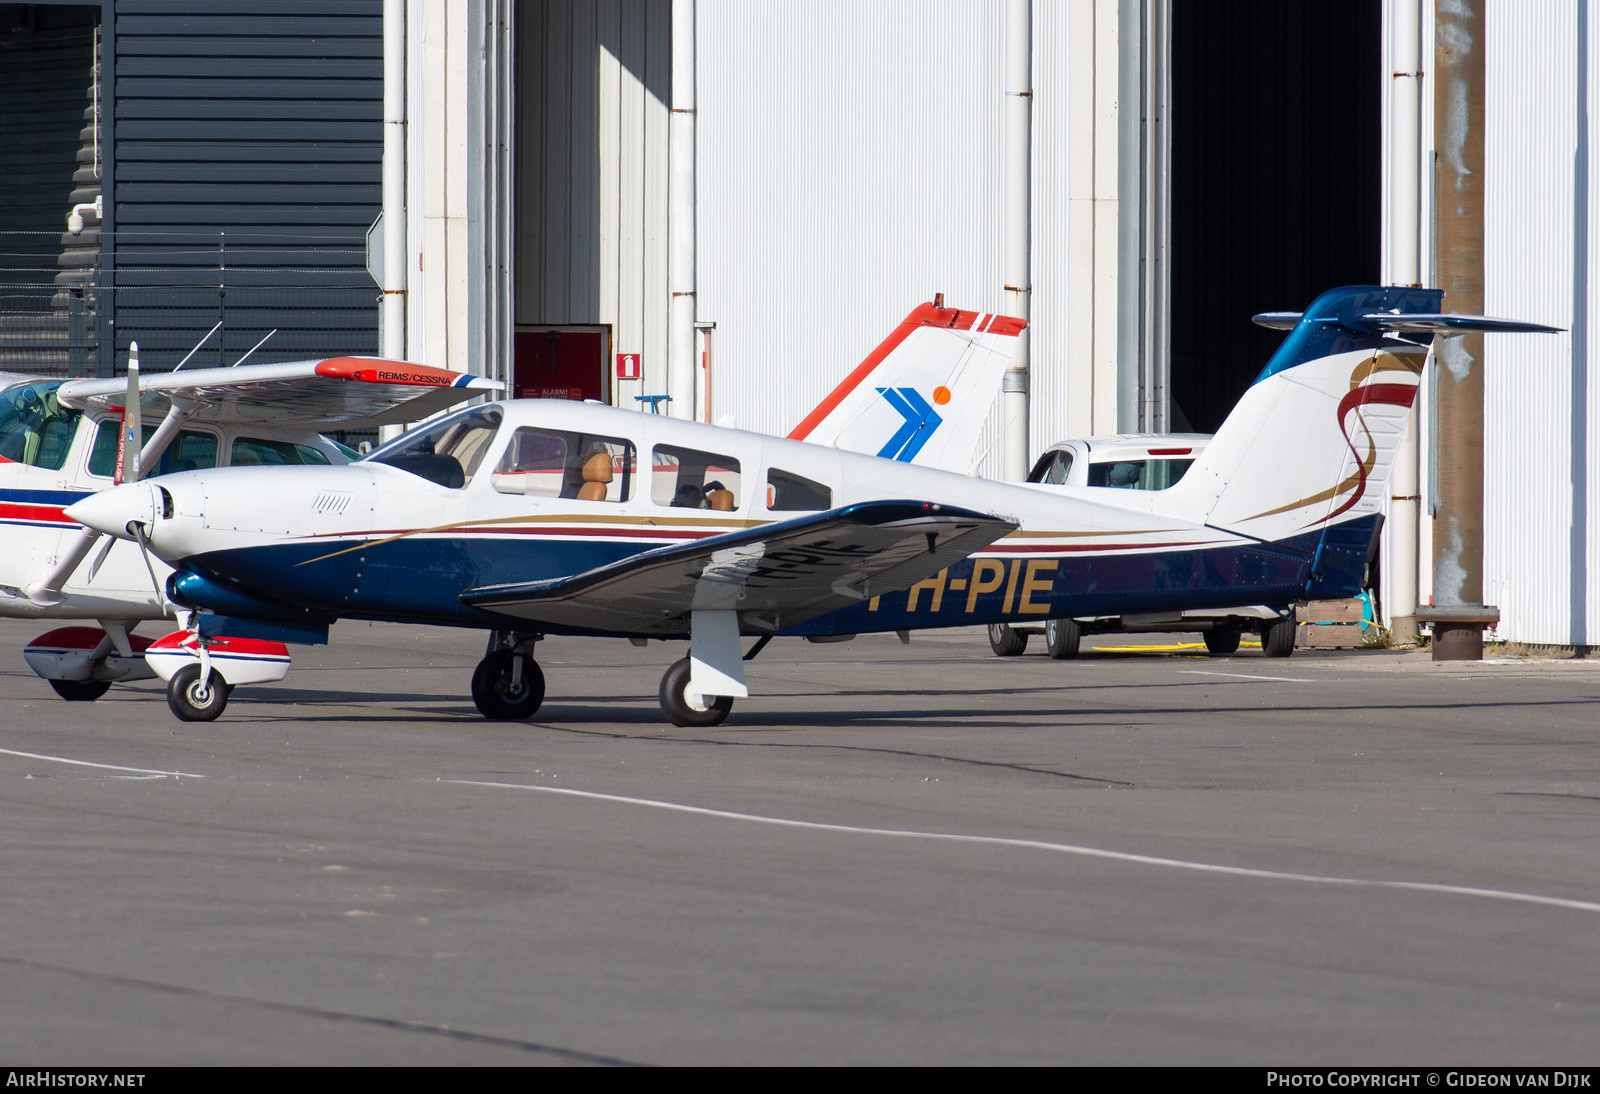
[471,630,545,719]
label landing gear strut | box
[472,631,545,719]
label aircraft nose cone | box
[64,481,160,541]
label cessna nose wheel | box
[167,664,231,722]
[471,649,545,719]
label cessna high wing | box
[69,286,1556,726]
[0,354,502,697]
[3,299,1020,707]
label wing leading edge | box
[460,500,1017,637]
[58,357,504,430]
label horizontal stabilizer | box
[1251,312,1302,331]
[1252,310,1563,336]
[1355,313,1563,335]
[462,500,1016,637]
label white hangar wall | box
[402,2,1599,646]
[408,0,1125,468]
[1482,0,1600,645]
[695,0,1123,463]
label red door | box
[513,328,608,402]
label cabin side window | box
[1085,458,1193,490]
[492,427,636,501]
[232,438,332,467]
[0,382,81,472]
[87,421,219,478]
[766,468,832,511]
[652,445,741,511]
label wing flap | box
[460,500,1017,636]
[58,357,503,429]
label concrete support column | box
[1002,0,1032,481]
[1427,0,1493,660]
[1386,0,1423,645]
[668,0,697,420]
[382,0,406,365]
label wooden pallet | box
[1296,599,1371,649]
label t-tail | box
[1152,285,1560,596]
[789,300,1025,473]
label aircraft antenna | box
[171,322,222,373]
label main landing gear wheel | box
[659,658,733,727]
[988,623,1028,657]
[167,664,231,722]
[1203,626,1242,656]
[471,650,545,720]
[1044,618,1082,660]
[1260,614,1297,658]
[49,679,111,702]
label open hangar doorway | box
[1167,0,1382,434]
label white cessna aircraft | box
[69,286,1556,726]
[3,300,1022,707]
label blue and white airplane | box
[67,286,1556,726]
[2,299,1018,706]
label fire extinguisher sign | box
[615,352,641,380]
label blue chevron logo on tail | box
[875,387,942,462]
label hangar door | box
[1167,0,1382,433]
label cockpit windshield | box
[363,405,503,488]
[0,381,81,471]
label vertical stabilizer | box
[790,303,1026,473]
[1155,286,1558,552]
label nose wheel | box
[471,649,545,719]
[167,663,232,722]
[659,657,734,727]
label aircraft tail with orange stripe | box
[789,301,1025,474]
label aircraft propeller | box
[26,343,151,608]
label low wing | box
[461,500,1017,636]
[57,357,503,430]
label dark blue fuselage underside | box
[172,514,1378,639]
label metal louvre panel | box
[110,0,383,368]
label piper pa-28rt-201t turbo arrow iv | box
[3,299,1021,708]
[68,286,1558,726]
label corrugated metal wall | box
[1483,0,1599,645]
[1033,0,1120,443]
[0,4,104,375]
[696,0,1009,440]
[111,0,382,368]
[695,0,1116,463]
[506,1,1117,462]
[697,1,998,444]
